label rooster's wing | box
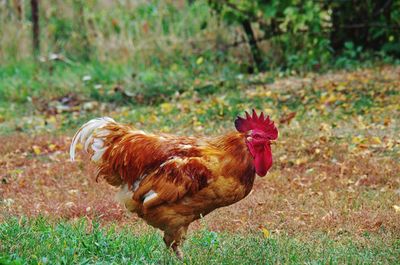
[132,156,213,209]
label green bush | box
[208,0,400,71]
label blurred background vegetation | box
[0,0,399,105]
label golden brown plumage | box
[70,111,277,257]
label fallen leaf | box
[196,57,204,65]
[65,202,76,208]
[32,145,41,155]
[160,103,173,114]
[48,144,56,151]
[261,227,270,238]
[279,112,296,124]
[352,136,363,144]
[370,137,382,145]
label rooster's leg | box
[163,225,189,259]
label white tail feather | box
[69,117,115,161]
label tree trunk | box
[30,0,40,57]
[241,19,264,72]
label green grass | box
[0,56,239,105]
[0,217,398,264]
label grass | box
[1,217,399,264]
[0,55,240,109]
[1,61,399,137]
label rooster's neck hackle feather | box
[207,132,256,192]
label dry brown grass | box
[1,127,398,239]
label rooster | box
[70,110,278,258]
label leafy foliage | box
[208,0,400,71]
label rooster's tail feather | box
[69,117,116,162]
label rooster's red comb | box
[235,109,278,140]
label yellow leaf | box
[279,155,287,162]
[352,136,363,144]
[160,103,173,114]
[385,139,394,149]
[32,145,41,155]
[325,93,337,103]
[195,108,206,115]
[47,116,57,124]
[196,57,204,65]
[336,85,346,91]
[261,227,270,238]
[161,126,170,133]
[371,137,382,145]
[295,157,308,165]
[329,191,337,200]
[263,108,274,115]
[393,205,400,213]
[319,123,331,133]
[149,114,158,123]
[48,144,56,151]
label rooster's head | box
[235,109,278,177]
